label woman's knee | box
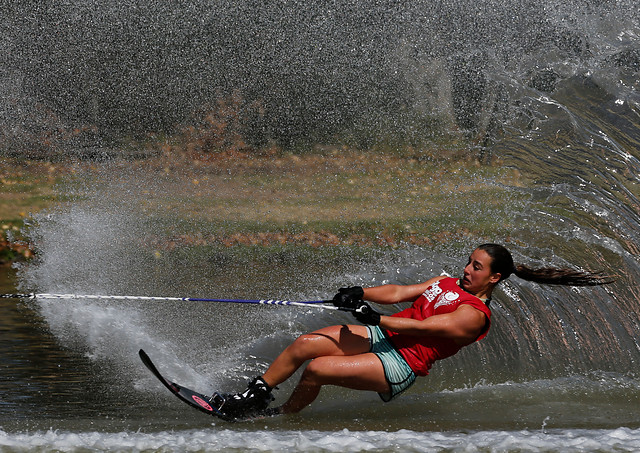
[299,357,330,386]
[285,333,325,362]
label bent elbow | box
[453,326,485,346]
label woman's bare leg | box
[215,325,378,419]
[257,324,390,414]
[261,324,370,388]
[280,352,389,414]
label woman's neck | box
[457,279,492,303]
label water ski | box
[138,349,236,421]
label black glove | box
[353,301,381,326]
[332,286,364,310]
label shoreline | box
[0,150,519,265]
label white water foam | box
[1,427,639,452]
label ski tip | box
[138,349,151,363]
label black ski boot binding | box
[214,376,275,420]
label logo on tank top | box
[434,290,460,309]
[422,281,443,302]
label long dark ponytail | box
[478,244,614,286]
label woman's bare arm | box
[379,304,487,346]
[362,276,445,305]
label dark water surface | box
[2,248,640,452]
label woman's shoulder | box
[434,276,457,287]
[425,275,449,286]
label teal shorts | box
[367,325,417,402]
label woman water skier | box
[214,243,612,419]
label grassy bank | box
[0,159,72,263]
[0,148,524,264]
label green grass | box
[0,151,526,259]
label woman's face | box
[460,248,501,296]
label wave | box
[1,427,639,452]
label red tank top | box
[385,277,491,376]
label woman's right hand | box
[332,286,364,310]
